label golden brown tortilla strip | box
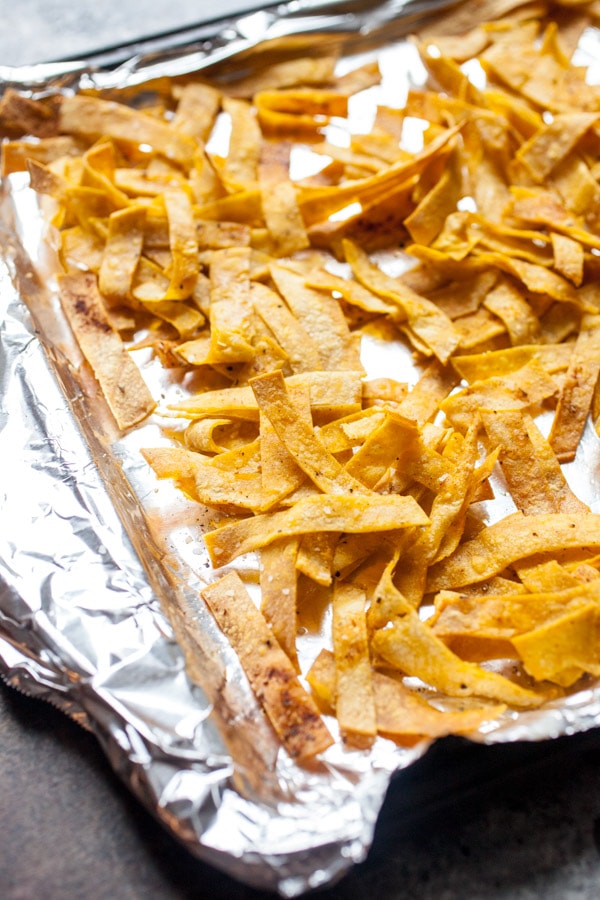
[427,512,600,592]
[58,272,155,430]
[201,572,334,761]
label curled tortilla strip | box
[201,572,333,761]
[204,493,429,568]
[427,512,600,592]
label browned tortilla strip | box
[201,571,333,761]
[58,272,155,430]
[427,512,600,592]
[59,95,198,168]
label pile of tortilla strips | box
[4,0,600,763]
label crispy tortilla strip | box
[256,105,329,137]
[258,381,309,509]
[404,147,463,245]
[171,82,221,141]
[58,272,155,430]
[58,95,197,168]
[296,532,338,586]
[512,602,600,683]
[183,418,255,454]
[551,153,600,234]
[551,231,584,286]
[220,97,261,190]
[344,411,421,490]
[427,512,600,592]
[514,558,582,594]
[451,343,573,382]
[431,579,600,641]
[395,426,483,605]
[163,187,199,299]
[439,360,558,432]
[250,369,369,496]
[60,225,105,274]
[372,614,543,708]
[204,493,429,568]
[27,158,112,224]
[296,124,460,225]
[1,135,84,176]
[516,113,599,181]
[81,142,130,211]
[260,178,309,257]
[0,88,60,139]
[308,177,416,256]
[482,277,541,346]
[510,188,600,252]
[343,239,459,363]
[396,360,460,425]
[307,649,505,739]
[481,409,588,514]
[166,370,363,420]
[260,538,300,669]
[205,248,256,364]
[141,445,263,511]
[269,264,362,371]
[316,407,386,454]
[195,188,263,225]
[332,583,376,746]
[549,314,600,462]
[98,206,146,304]
[140,298,204,339]
[305,268,393,315]
[201,572,333,760]
[434,441,499,563]
[251,281,322,373]
[255,88,348,118]
[473,249,580,304]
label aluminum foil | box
[3,1,600,895]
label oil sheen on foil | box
[3,1,600,895]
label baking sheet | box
[3,1,600,895]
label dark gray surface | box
[3,677,600,899]
[3,4,600,897]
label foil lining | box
[3,1,600,895]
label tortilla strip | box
[343,239,459,363]
[204,493,429,568]
[269,264,362,372]
[482,409,589,514]
[251,281,322,373]
[98,206,146,303]
[166,370,363,421]
[260,538,300,669]
[427,512,600,591]
[250,370,369,496]
[141,446,263,511]
[59,95,197,168]
[58,272,155,430]
[201,572,333,761]
[512,602,600,682]
[372,613,543,708]
[516,113,600,181]
[549,314,600,462]
[433,574,600,632]
[307,649,506,739]
[332,583,377,745]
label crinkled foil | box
[3,1,600,895]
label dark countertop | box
[3,677,600,899]
[3,4,600,897]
